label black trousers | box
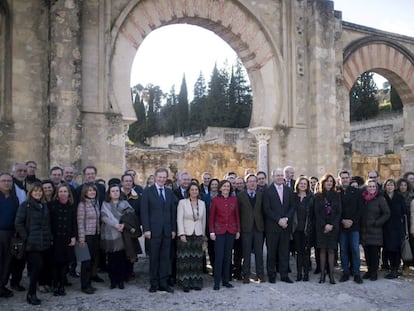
[386,251,401,270]
[26,251,48,295]
[232,237,242,277]
[108,250,127,285]
[52,261,68,289]
[10,256,26,287]
[0,230,13,288]
[266,230,290,279]
[80,235,99,289]
[293,231,310,276]
[364,245,380,275]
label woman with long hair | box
[49,183,76,296]
[382,179,405,279]
[15,182,52,305]
[176,182,206,292]
[292,176,314,282]
[100,183,135,289]
[77,183,100,294]
[314,173,341,284]
[360,179,390,281]
[209,180,240,290]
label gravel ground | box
[1,252,414,311]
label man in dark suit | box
[237,174,265,283]
[141,168,177,293]
[284,166,296,190]
[263,168,295,283]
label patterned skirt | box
[177,234,204,288]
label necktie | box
[277,185,283,203]
[159,188,165,201]
[250,191,255,198]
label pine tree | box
[145,84,164,136]
[189,71,207,131]
[161,86,178,134]
[350,72,379,121]
[390,85,403,111]
[227,60,252,127]
[207,63,229,126]
[177,75,189,135]
[128,84,147,144]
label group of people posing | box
[1,162,414,305]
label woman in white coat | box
[176,182,206,292]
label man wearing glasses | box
[367,170,382,191]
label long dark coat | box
[314,190,341,249]
[383,192,405,252]
[292,193,315,248]
[49,200,77,263]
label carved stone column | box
[248,127,273,175]
[401,104,414,172]
[48,0,82,168]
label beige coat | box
[177,198,206,237]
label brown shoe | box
[243,277,250,284]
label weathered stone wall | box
[3,0,49,176]
[352,151,401,181]
[126,143,257,185]
[350,112,403,156]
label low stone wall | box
[126,143,257,185]
[352,152,401,181]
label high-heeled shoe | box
[319,273,326,284]
[329,273,336,284]
[26,293,41,305]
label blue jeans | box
[339,230,361,276]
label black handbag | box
[401,215,413,262]
[10,234,26,260]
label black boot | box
[27,293,41,305]
[329,273,336,284]
[319,272,326,283]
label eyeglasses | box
[368,176,377,179]
[0,179,12,183]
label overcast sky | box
[130,1,413,93]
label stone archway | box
[343,36,414,170]
[110,0,283,144]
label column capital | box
[248,127,273,145]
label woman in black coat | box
[292,176,314,282]
[360,179,390,281]
[382,179,405,279]
[314,173,341,284]
[15,182,52,305]
[49,183,76,296]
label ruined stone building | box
[1,0,414,180]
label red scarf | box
[362,190,377,202]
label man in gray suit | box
[263,168,295,283]
[237,174,265,283]
[141,168,177,293]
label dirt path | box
[1,255,413,311]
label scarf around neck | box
[362,190,378,202]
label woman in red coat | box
[209,180,240,290]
